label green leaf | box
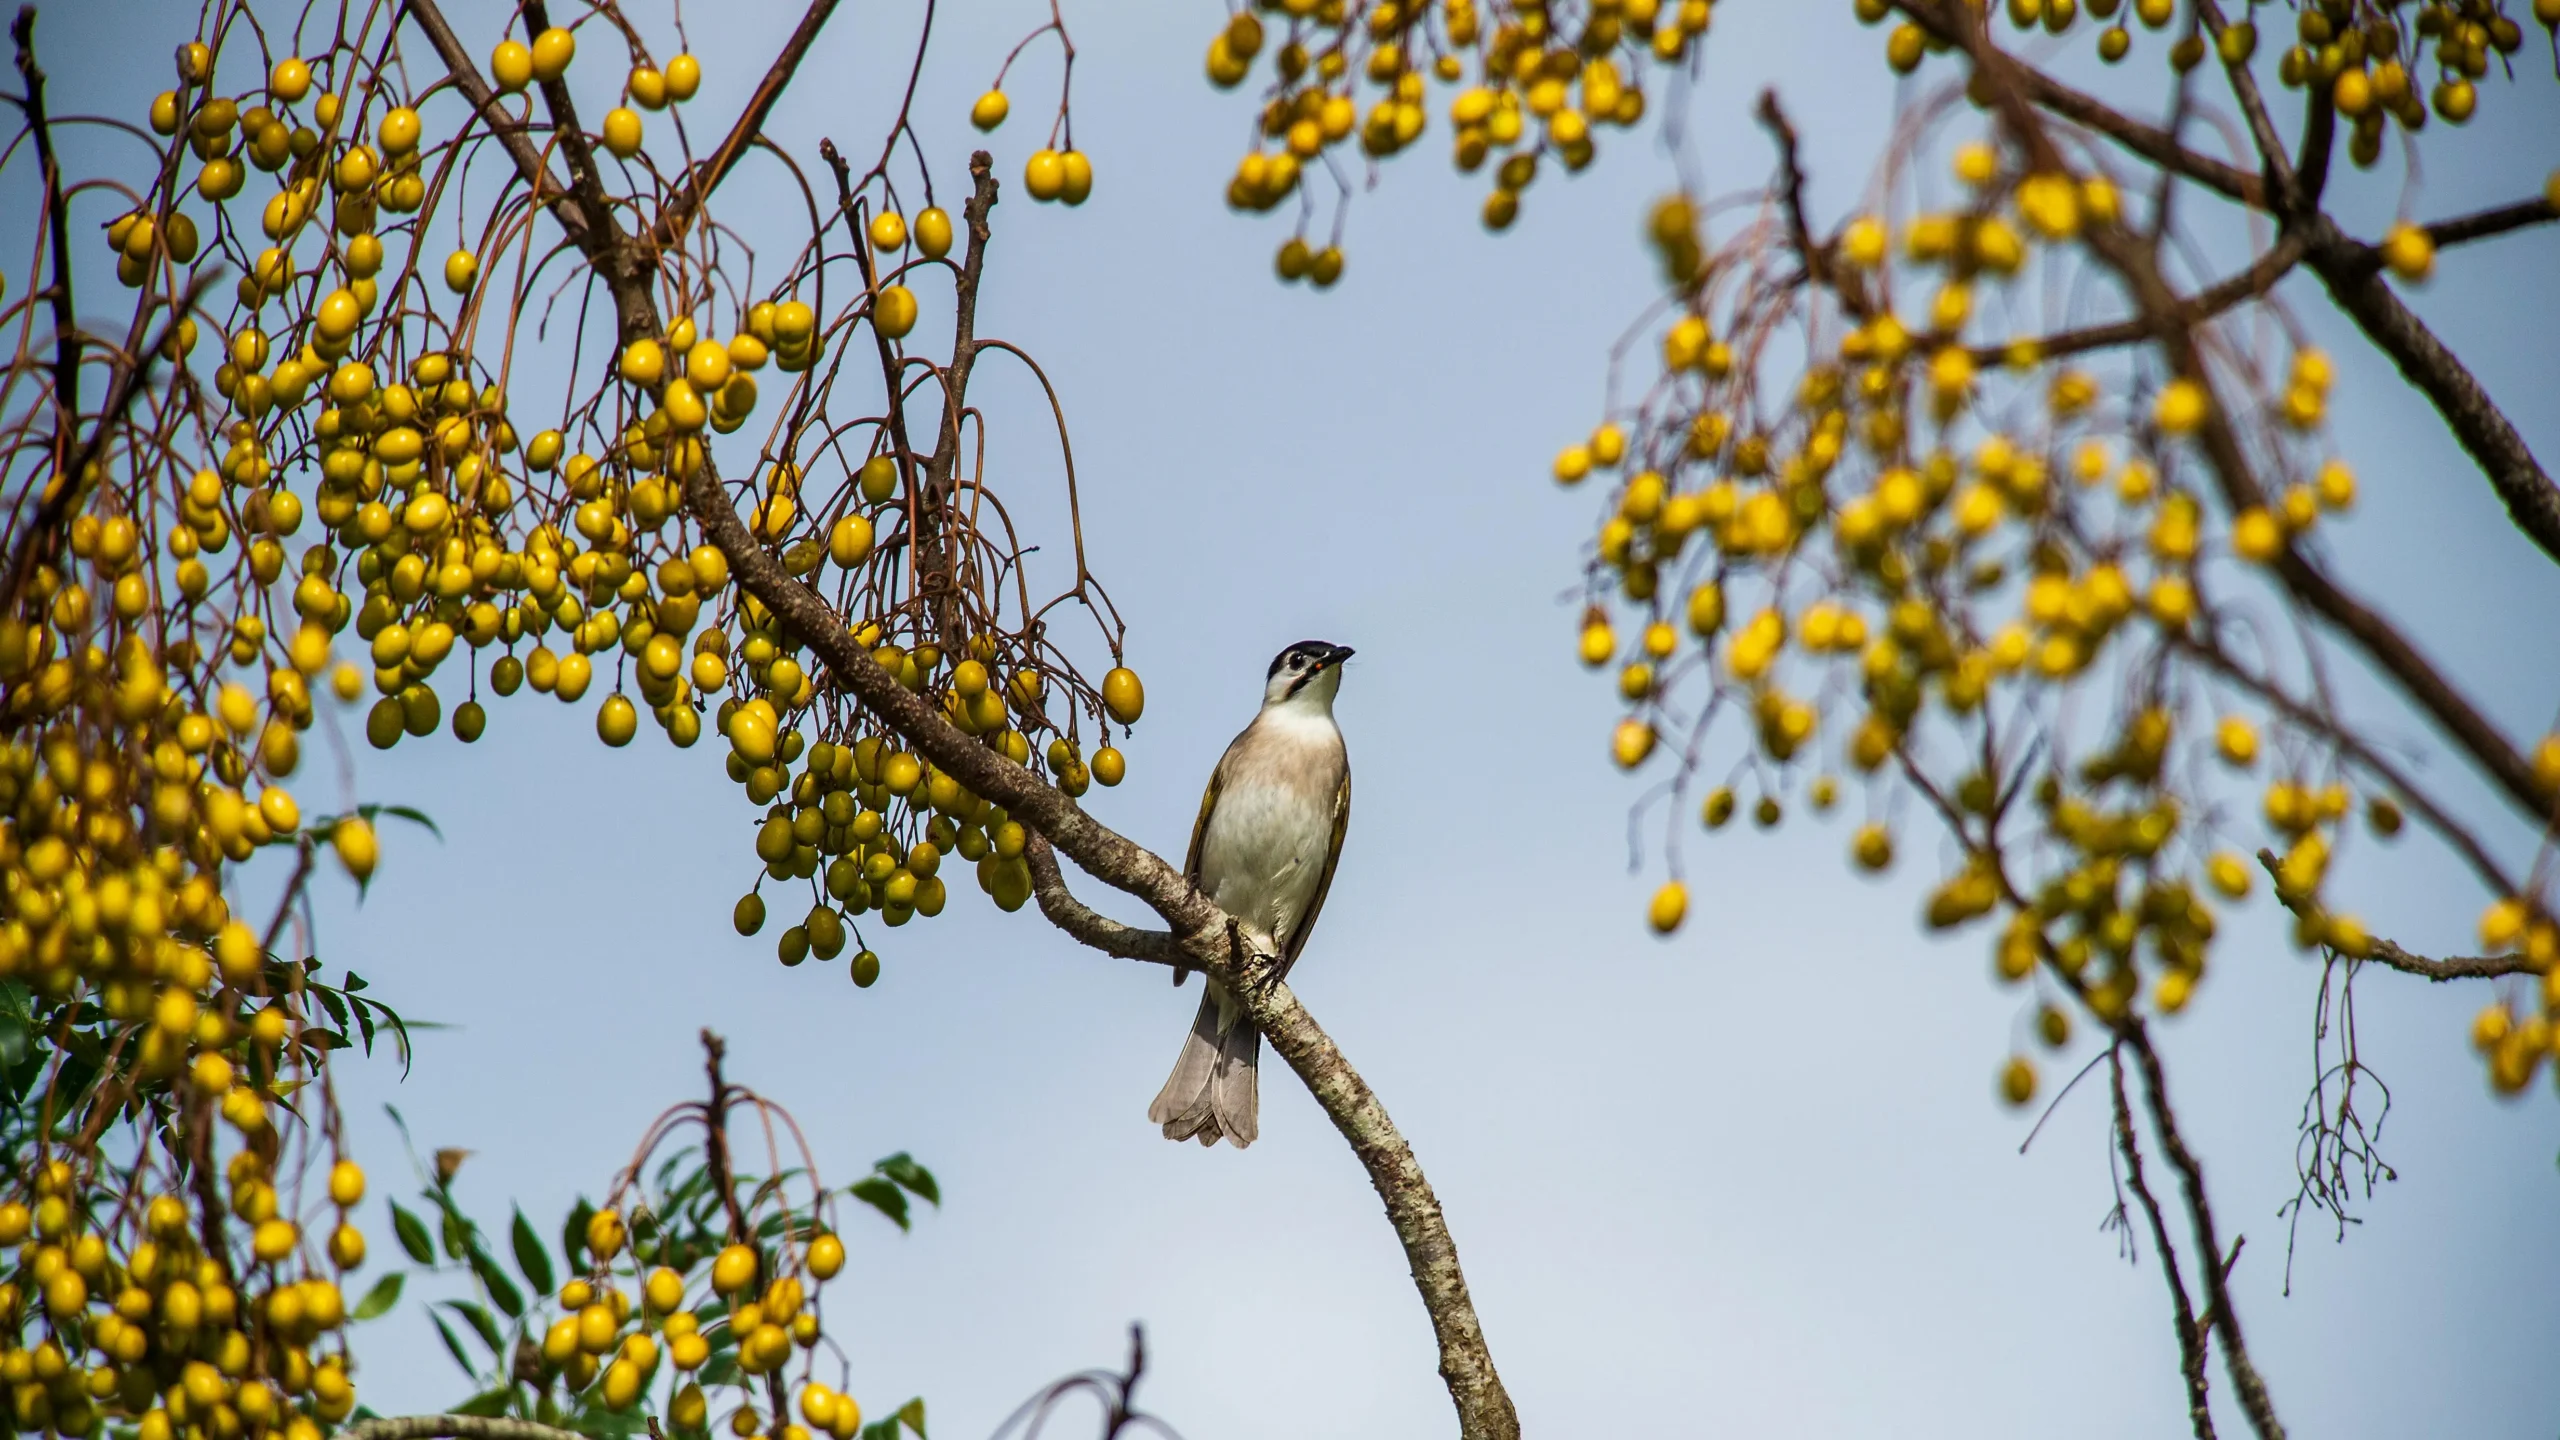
[430,1311,478,1378]
[360,802,445,841]
[390,1201,435,1265]
[697,1352,738,1389]
[859,1422,899,1440]
[450,1388,512,1419]
[562,1198,595,1272]
[874,1153,940,1208]
[311,985,350,1028]
[847,1176,909,1232]
[510,1209,555,1296]
[442,1299,505,1358]
[351,1272,404,1321]
[469,1244,526,1318]
[897,1397,926,1437]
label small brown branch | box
[2420,195,2560,253]
[1022,833,1186,967]
[5,272,216,611]
[2112,1047,2218,1440]
[2252,849,2536,982]
[10,8,76,439]
[522,0,657,345]
[2299,215,2560,571]
[2194,0,2296,212]
[2173,631,2518,897]
[1754,90,1834,293]
[2124,1023,2285,1440]
[653,0,843,246]
[698,1030,750,1247]
[400,0,592,248]
[1972,230,2304,366]
[1898,0,2262,208]
[336,1416,592,1440]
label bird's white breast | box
[1198,708,1344,950]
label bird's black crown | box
[1268,639,1354,679]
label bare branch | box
[2123,1023,2285,1440]
[335,1417,589,1440]
[2253,850,2536,982]
[2111,1047,2218,1440]
[1023,833,1186,967]
[653,0,844,246]
[2299,215,2560,571]
[400,0,592,248]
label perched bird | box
[1148,640,1354,1148]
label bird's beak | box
[1324,645,1355,667]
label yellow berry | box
[1102,666,1145,724]
[915,206,954,258]
[808,1232,845,1280]
[530,27,576,82]
[601,106,642,159]
[2154,377,2209,435]
[1024,148,1066,200]
[2380,222,2434,282]
[492,40,533,91]
[1999,1056,2037,1106]
[869,212,907,251]
[332,816,379,880]
[972,90,1010,130]
[443,249,477,294]
[666,52,702,100]
[1647,881,1688,934]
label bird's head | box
[1263,639,1354,711]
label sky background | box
[19,3,2560,1437]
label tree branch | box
[2120,1023,2284,1440]
[2111,1046,2218,1440]
[10,8,76,437]
[521,0,657,345]
[1022,833,1186,967]
[652,0,843,247]
[1971,230,2304,366]
[2298,215,2560,571]
[1898,1,2262,208]
[399,0,593,249]
[2252,849,2536,982]
[336,1417,590,1440]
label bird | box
[1148,639,1354,1149]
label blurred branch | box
[2175,629,2520,900]
[336,1416,589,1440]
[2111,1047,2218,1440]
[8,8,77,437]
[2253,850,2534,982]
[1753,91,1836,294]
[2299,215,2560,570]
[2413,194,2560,254]
[5,273,216,609]
[698,1031,751,1246]
[2123,1022,2283,1440]
[1971,231,2304,367]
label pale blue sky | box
[22,3,2560,1437]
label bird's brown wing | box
[1173,760,1224,987]
[1276,768,1351,983]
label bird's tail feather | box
[1149,985,1259,1148]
